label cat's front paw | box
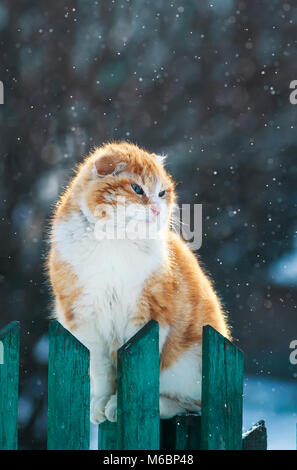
[105,394,117,422]
[90,395,110,424]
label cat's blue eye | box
[131,183,144,195]
[158,190,166,197]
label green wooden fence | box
[0,319,274,450]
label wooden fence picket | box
[161,414,201,450]
[200,325,244,450]
[117,320,160,450]
[47,321,90,450]
[0,321,20,450]
[242,420,267,450]
[98,421,117,450]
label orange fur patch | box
[48,245,82,330]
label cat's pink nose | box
[151,205,160,216]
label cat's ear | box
[93,154,126,177]
[155,154,167,165]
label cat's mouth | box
[124,204,161,223]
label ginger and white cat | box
[47,142,230,424]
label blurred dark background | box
[0,0,297,449]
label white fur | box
[53,192,201,423]
[160,345,202,415]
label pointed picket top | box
[47,321,90,450]
[117,320,160,450]
[201,325,244,450]
[242,420,267,450]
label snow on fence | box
[0,319,269,450]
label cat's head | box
[79,142,176,240]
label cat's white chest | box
[53,212,163,345]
